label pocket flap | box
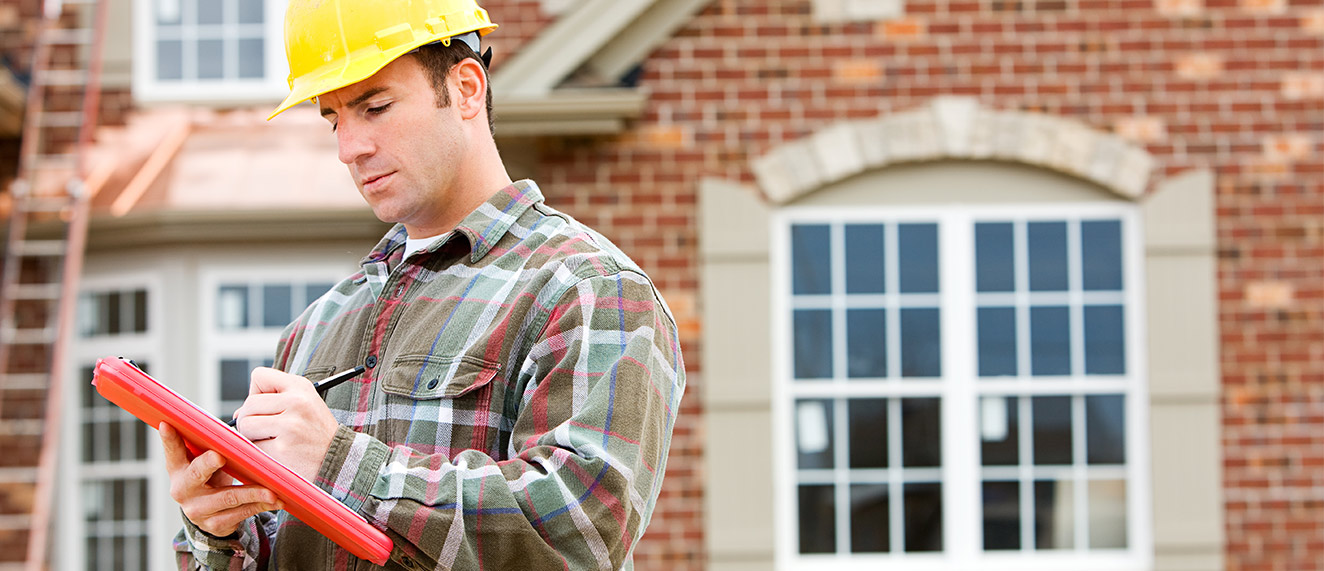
[381,354,501,399]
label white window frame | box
[198,265,349,415]
[133,0,290,103]
[772,202,1152,571]
[63,273,171,571]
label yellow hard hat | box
[269,0,498,120]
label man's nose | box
[336,121,374,165]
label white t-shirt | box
[404,232,451,259]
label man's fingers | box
[249,367,306,395]
[158,423,189,472]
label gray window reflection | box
[846,309,887,378]
[1086,395,1126,465]
[980,396,1019,466]
[1032,396,1072,465]
[1081,220,1123,291]
[982,481,1020,550]
[262,284,293,328]
[900,308,941,377]
[1084,305,1125,375]
[1034,480,1075,549]
[791,224,831,295]
[899,223,939,293]
[238,38,265,79]
[902,398,941,467]
[798,485,836,554]
[156,40,183,80]
[975,222,1015,292]
[844,224,885,294]
[1030,306,1070,376]
[850,484,890,553]
[848,399,888,468]
[977,307,1016,377]
[793,309,833,379]
[903,483,943,552]
[197,39,224,79]
[1028,221,1068,291]
[795,399,834,469]
[238,0,264,24]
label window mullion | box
[940,212,979,562]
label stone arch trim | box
[751,97,1157,204]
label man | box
[158,1,685,569]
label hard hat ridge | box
[269,0,498,120]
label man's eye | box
[366,103,392,115]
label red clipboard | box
[91,356,393,565]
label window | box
[205,276,337,418]
[134,0,289,102]
[69,285,159,571]
[778,205,1147,569]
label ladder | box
[0,0,109,569]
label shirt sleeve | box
[172,509,276,570]
[315,270,685,570]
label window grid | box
[135,0,288,102]
[779,206,1147,570]
[790,219,944,556]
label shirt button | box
[394,284,406,298]
[365,355,378,369]
[427,378,440,390]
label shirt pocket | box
[380,354,502,400]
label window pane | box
[975,222,1015,292]
[851,484,890,553]
[904,483,943,552]
[1030,306,1070,376]
[1035,479,1075,549]
[982,481,1020,550]
[220,359,250,402]
[262,285,293,327]
[848,399,887,469]
[156,0,181,24]
[157,39,183,80]
[977,307,1016,377]
[1032,396,1072,465]
[1028,221,1068,291]
[132,421,149,461]
[132,290,148,333]
[106,292,122,335]
[900,308,941,377]
[1081,220,1123,291]
[197,0,223,24]
[793,309,833,379]
[1084,305,1125,375]
[798,485,836,554]
[238,38,265,78]
[217,285,248,329]
[1087,395,1126,465]
[238,0,264,24]
[791,224,831,295]
[898,223,938,293]
[305,282,334,306]
[980,396,1019,466]
[844,224,885,294]
[796,399,834,469]
[902,398,941,467]
[1089,480,1128,548]
[197,39,224,79]
[846,309,886,378]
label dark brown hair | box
[410,38,495,136]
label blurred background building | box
[0,0,1319,569]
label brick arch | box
[750,96,1157,204]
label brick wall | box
[527,0,1323,569]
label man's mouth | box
[361,171,394,191]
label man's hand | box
[159,423,282,537]
[232,367,340,481]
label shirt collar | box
[361,179,544,266]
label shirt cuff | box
[315,425,389,515]
[176,515,243,566]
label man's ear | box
[451,58,487,122]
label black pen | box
[226,366,367,428]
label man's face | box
[318,56,468,238]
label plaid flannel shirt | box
[175,180,685,570]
